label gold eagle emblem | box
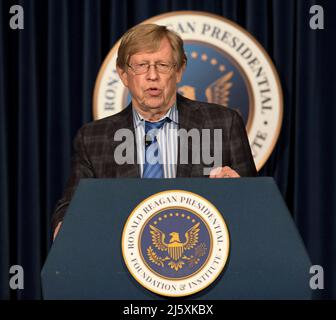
[147,222,207,271]
[178,71,233,107]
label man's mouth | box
[146,88,162,96]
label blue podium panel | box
[41,178,312,299]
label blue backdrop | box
[0,0,335,299]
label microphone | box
[145,134,153,147]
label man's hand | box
[209,166,240,178]
[53,222,62,241]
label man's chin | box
[143,98,166,110]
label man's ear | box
[176,62,186,84]
[117,66,129,87]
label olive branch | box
[147,246,169,267]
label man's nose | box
[146,64,159,80]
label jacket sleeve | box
[228,111,257,177]
[51,125,95,234]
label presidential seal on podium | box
[122,190,230,297]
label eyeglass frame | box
[126,62,177,75]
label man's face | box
[117,38,185,116]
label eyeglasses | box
[127,62,177,75]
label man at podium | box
[52,24,256,239]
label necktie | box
[143,118,167,178]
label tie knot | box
[145,118,168,134]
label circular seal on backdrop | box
[121,190,230,297]
[93,11,283,171]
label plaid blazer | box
[51,94,257,231]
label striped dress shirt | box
[132,105,179,178]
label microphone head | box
[145,134,153,147]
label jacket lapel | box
[105,105,140,178]
[176,94,204,178]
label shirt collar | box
[132,103,179,128]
